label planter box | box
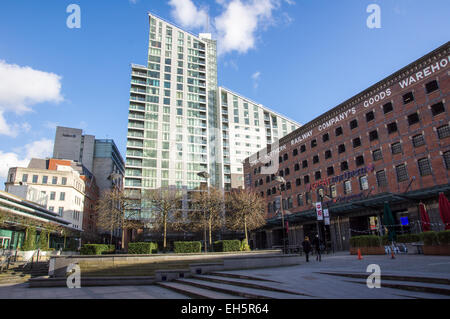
[423,245,441,255]
[350,247,384,255]
[438,245,450,256]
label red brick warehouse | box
[244,42,450,252]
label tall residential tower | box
[125,13,300,221]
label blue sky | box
[0,0,449,189]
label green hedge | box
[80,244,115,255]
[396,234,421,243]
[422,231,439,246]
[437,230,450,245]
[349,235,382,248]
[213,240,241,252]
[173,241,202,254]
[128,242,158,254]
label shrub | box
[128,242,158,254]
[422,231,439,246]
[80,244,115,255]
[173,241,202,254]
[22,227,37,251]
[381,235,389,245]
[213,240,241,252]
[396,233,421,243]
[38,230,49,250]
[240,240,251,252]
[349,235,382,248]
[437,230,450,245]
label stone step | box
[193,274,309,297]
[343,278,450,297]
[175,278,311,299]
[156,281,242,299]
[208,271,281,283]
[317,271,450,286]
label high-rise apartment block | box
[125,13,299,219]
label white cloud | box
[0,60,63,137]
[214,0,280,55]
[0,139,53,180]
[168,0,209,30]
[252,71,261,88]
[284,0,295,5]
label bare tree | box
[142,187,183,250]
[225,189,266,245]
[96,188,142,249]
[189,186,225,250]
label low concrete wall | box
[49,250,283,278]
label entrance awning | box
[266,184,450,227]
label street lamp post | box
[275,176,287,254]
[197,171,210,254]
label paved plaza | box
[0,252,449,299]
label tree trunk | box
[244,216,248,245]
[209,216,212,248]
[163,213,167,249]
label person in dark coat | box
[302,236,312,262]
[312,234,322,262]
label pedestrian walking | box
[302,236,312,262]
[312,234,322,262]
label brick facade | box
[244,42,450,251]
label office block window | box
[344,180,352,194]
[296,178,301,186]
[315,171,321,180]
[431,102,445,116]
[335,126,343,136]
[366,111,375,122]
[396,164,409,182]
[387,122,398,134]
[22,174,28,183]
[372,149,383,161]
[322,133,330,142]
[330,184,337,198]
[42,176,48,184]
[418,158,432,176]
[302,160,308,168]
[60,192,66,201]
[391,142,402,154]
[359,175,369,190]
[425,80,439,94]
[350,119,358,130]
[338,144,346,154]
[369,130,378,141]
[32,175,38,183]
[376,170,387,187]
[327,166,334,176]
[294,163,300,171]
[444,151,450,170]
[62,177,67,185]
[313,155,319,164]
[437,125,450,139]
[412,134,425,148]
[356,155,365,166]
[340,161,349,171]
[297,194,303,206]
[408,112,420,126]
[403,92,414,104]
[52,176,58,185]
[300,145,306,153]
[325,150,332,159]
[383,102,393,114]
[311,139,317,148]
[304,175,310,184]
[353,137,361,148]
